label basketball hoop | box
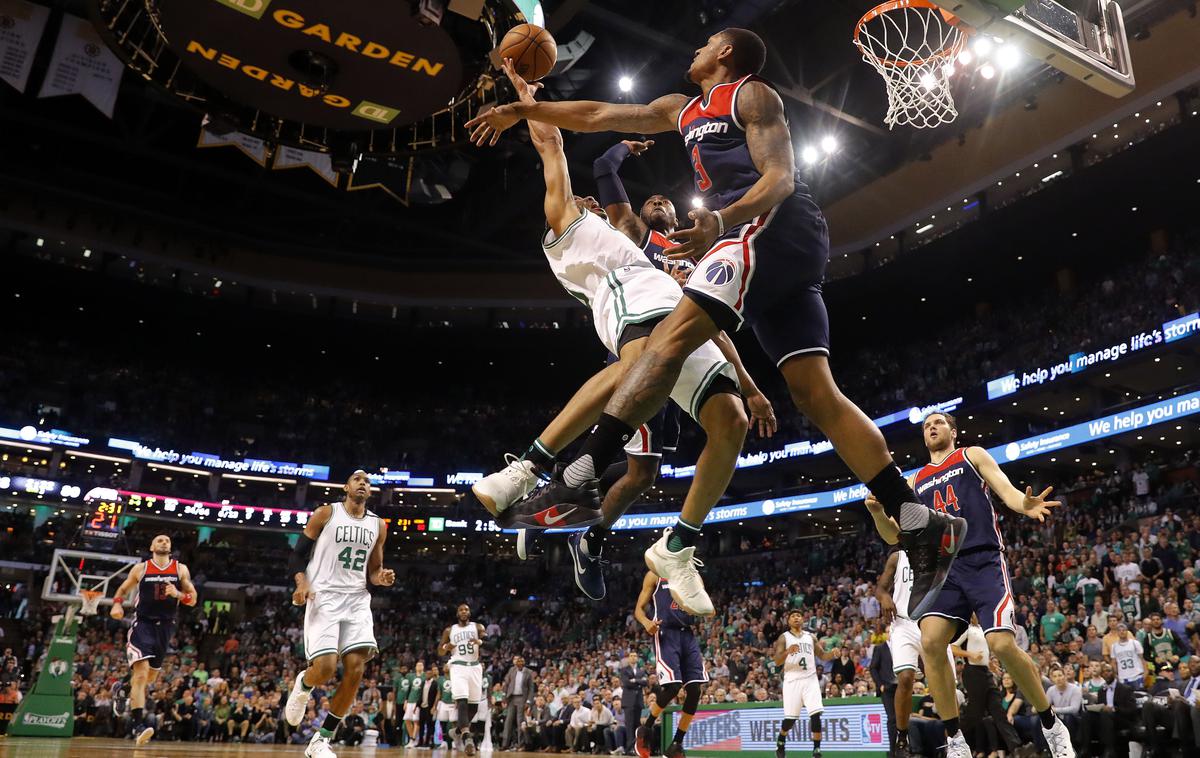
[854,0,970,129]
[78,589,105,617]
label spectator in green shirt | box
[1041,598,1067,643]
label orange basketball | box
[498,24,557,81]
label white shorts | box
[404,702,420,722]
[303,591,376,661]
[449,664,484,704]
[783,676,823,719]
[889,616,956,676]
[436,702,457,722]
[624,422,659,458]
[596,266,739,421]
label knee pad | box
[810,714,823,734]
[659,683,682,704]
[682,683,701,714]
[781,718,797,733]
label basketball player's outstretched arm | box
[875,552,899,625]
[467,92,689,146]
[109,561,146,620]
[594,139,654,243]
[367,517,395,587]
[633,572,660,635]
[964,447,1062,521]
[289,504,332,606]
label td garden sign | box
[160,0,464,128]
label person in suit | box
[502,655,534,749]
[521,695,552,751]
[419,664,441,747]
[1084,663,1138,758]
[1142,657,1200,756]
[619,652,648,755]
[868,628,900,757]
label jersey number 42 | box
[337,547,367,571]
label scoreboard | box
[78,489,126,551]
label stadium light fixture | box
[691,196,704,208]
[618,76,634,93]
[980,63,997,79]
[973,37,993,57]
[997,45,1021,70]
[820,135,838,154]
[801,146,819,164]
[957,49,974,66]
[920,72,938,91]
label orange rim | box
[853,0,969,68]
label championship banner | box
[661,698,888,757]
[9,615,78,736]
[347,154,412,204]
[198,126,271,167]
[37,13,123,117]
[0,0,50,93]
[273,145,339,187]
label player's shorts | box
[919,549,1015,636]
[303,590,376,661]
[889,616,956,675]
[782,675,823,719]
[683,187,831,367]
[654,627,708,685]
[449,663,484,704]
[437,702,458,722]
[127,616,175,669]
[404,702,420,722]
[608,325,683,459]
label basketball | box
[498,23,557,81]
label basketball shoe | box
[900,509,967,618]
[499,472,602,529]
[1042,717,1075,758]
[568,531,609,600]
[472,455,541,516]
[306,731,338,758]
[944,731,970,758]
[284,671,311,726]
[644,529,713,616]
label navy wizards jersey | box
[641,229,694,275]
[679,75,789,209]
[134,558,181,620]
[652,578,694,630]
[914,448,1003,553]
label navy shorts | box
[126,617,175,669]
[919,550,1015,636]
[684,186,831,367]
[654,627,708,685]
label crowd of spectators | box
[0,448,1192,756]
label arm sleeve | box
[288,533,316,576]
[592,143,632,209]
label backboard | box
[929,0,1135,96]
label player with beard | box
[472,62,775,610]
[866,413,1073,758]
[467,27,964,619]
[283,470,395,758]
[110,534,198,746]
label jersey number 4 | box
[337,547,367,572]
[932,484,960,513]
[691,146,713,192]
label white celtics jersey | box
[1110,639,1144,681]
[782,630,817,681]
[542,211,660,318]
[893,551,914,621]
[306,502,380,594]
[449,622,481,665]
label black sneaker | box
[665,742,686,758]
[499,474,602,530]
[895,735,913,758]
[900,508,968,619]
[465,735,476,755]
[775,743,786,758]
[568,532,609,600]
[812,750,821,758]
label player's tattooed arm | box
[633,572,660,635]
[814,639,836,662]
[368,517,395,587]
[439,627,454,656]
[467,92,688,146]
[964,447,1062,522]
[876,551,899,626]
[109,561,145,620]
[771,634,795,667]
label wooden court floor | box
[0,738,553,757]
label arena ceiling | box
[0,0,1187,274]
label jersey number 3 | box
[932,484,960,513]
[691,146,713,192]
[337,547,367,571]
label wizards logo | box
[704,259,736,286]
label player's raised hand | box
[746,392,778,438]
[622,139,655,156]
[1021,485,1061,521]
[467,104,521,147]
[372,567,396,587]
[665,208,720,259]
[500,57,542,104]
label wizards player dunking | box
[284,470,395,758]
[633,569,708,758]
[866,412,1074,758]
[469,27,964,618]
[110,533,198,746]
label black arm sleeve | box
[287,533,316,577]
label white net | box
[854,0,969,129]
[79,589,104,616]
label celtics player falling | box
[439,604,487,755]
[284,470,395,758]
